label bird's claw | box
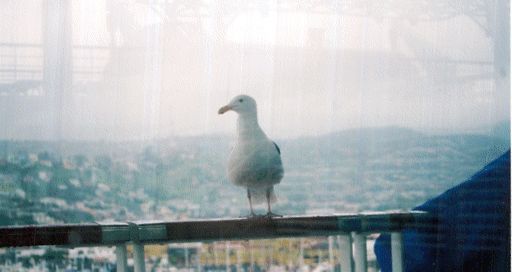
[246,213,262,219]
[265,212,283,218]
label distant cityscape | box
[0,126,509,271]
[0,237,386,272]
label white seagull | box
[218,95,284,217]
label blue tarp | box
[375,150,510,272]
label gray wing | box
[273,141,281,155]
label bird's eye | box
[239,99,244,103]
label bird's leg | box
[265,188,282,218]
[247,189,256,217]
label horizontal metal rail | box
[0,211,432,247]
[0,211,434,272]
[0,222,130,247]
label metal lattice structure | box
[0,0,506,89]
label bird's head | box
[218,95,257,115]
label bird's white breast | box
[227,138,283,188]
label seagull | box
[218,95,284,217]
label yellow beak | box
[218,105,232,114]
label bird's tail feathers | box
[249,187,277,204]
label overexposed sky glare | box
[0,0,509,140]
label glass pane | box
[0,0,509,271]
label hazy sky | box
[0,0,509,140]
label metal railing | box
[0,43,131,85]
[0,211,433,272]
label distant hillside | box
[277,127,509,213]
[0,127,509,225]
[491,121,510,141]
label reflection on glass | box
[0,0,509,271]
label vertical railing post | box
[352,232,367,272]
[391,232,404,272]
[338,234,353,272]
[133,243,146,272]
[299,238,305,268]
[197,244,202,272]
[214,242,219,267]
[185,247,189,268]
[115,244,128,272]
[236,246,242,272]
[128,222,145,272]
[328,236,334,272]
[225,241,230,272]
[249,240,254,271]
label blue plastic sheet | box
[375,150,510,272]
